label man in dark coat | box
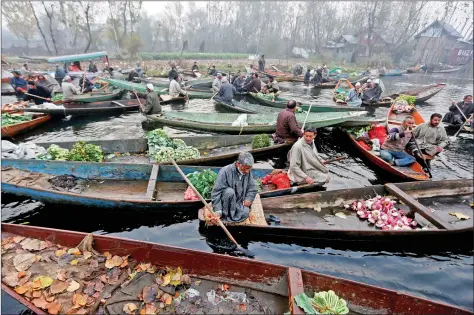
[442,95,473,125]
[244,73,262,92]
[215,77,237,104]
[24,81,52,105]
[274,100,303,144]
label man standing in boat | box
[380,116,420,167]
[169,75,188,99]
[207,152,258,223]
[258,55,265,72]
[413,113,448,168]
[168,65,178,81]
[215,77,237,104]
[212,73,223,93]
[288,127,329,186]
[273,100,303,144]
[442,95,473,126]
[142,83,162,115]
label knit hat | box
[146,83,154,91]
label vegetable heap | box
[345,125,373,138]
[251,134,272,149]
[256,92,278,101]
[334,88,348,102]
[186,169,218,199]
[51,94,63,102]
[1,113,32,127]
[294,290,349,314]
[38,142,104,162]
[395,94,416,105]
[145,129,200,163]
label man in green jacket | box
[142,83,162,115]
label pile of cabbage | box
[38,141,104,162]
[344,196,419,230]
[145,129,200,163]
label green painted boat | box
[248,92,365,112]
[312,76,369,89]
[186,78,214,89]
[145,111,365,134]
[104,78,214,99]
[63,88,125,103]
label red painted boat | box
[1,114,51,138]
[1,223,470,315]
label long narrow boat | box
[1,160,322,210]
[33,135,293,166]
[248,92,366,112]
[2,224,470,315]
[104,78,214,99]
[145,111,365,134]
[13,99,144,116]
[1,101,29,114]
[379,69,406,76]
[362,83,446,107]
[332,79,354,104]
[1,114,51,138]
[185,78,214,89]
[312,76,368,89]
[55,88,126,104]
[428,66,462,73]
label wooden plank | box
[384,183,452,230]
[112,101,126,107]
[287,267,305,315]
[146,165,159,200]
[160,94,172,102]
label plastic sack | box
[368,125,387,145]
[184,186,200,201]
[272,173,290,189]
[231,114,248,126]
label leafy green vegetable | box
[186,169,218,199]
[145,129,174,154]
[256,178,263,193]
[68,141,104,162]
[251,134,272,149]
[395,94,416,105]
[47,144,70,161]
[1,113,32,127]
[52,94,63,102]
[146,128,200,162]
[173,139,187,149]
[294,291,349,315]
[344,125,373,137]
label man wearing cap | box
[362,78,382,103]
[274,100,303,144]
[362,79,372,90]
[24,81,52,105]
[288,127,329,186]
[216,77,237,104]
[266,76,280,93]
[10,71,28,100]
[169,75,187,98]
[212,73,223,93]
[232,73,246,92]
[143,83,161,115]
[111,68,125,80]
[345,82,362,107]
[244,73,262,93]
[61,76,81,101]
[192,61,199,71]
[88,60,98,73]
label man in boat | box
[54,64,66,85]
[135,62,144,77]
[143,83,162,115]
[380,116,420,167]
[128,68,139,82]
[10,71,28,100]
[169,75,188,99]
[24,81,52,105]
[88,60,98,73]
[79,76,94,93]
[111,68,125,80]
[168,66,178,81]
[442,95,473,126]
[215,77,237,104]
[413,113,448,168]
[21,63,29,73]
[311,68,323,85]
[231,70,240,84]
[345,82,362,107]
[69,61,81,72]
[292,64,303,76]
[362,78,382,102]
[233,73,246,92]
[61,76,82,101]
[288,127,329,186]
[192,61,199,71]
[273,100,303,144]
[304,68,311,84]
[244,73,262,93]
[212,73,223,93]
[266,76,280,93]
[258,55,265,72]
[208,152,258,223]
[208,65,217,76]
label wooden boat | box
[145,111,365,134]
[444,122,473,134]
[2,224,470,315]
[362,83,446,107]
[104,78,214,99]
[337,116,385,127]
[33,135,293,166]
[1,89,15,96]
[312,76,368,89]
[406,66,421,73]
[248,92,366,112]
[428,66,462,73]
[1,114,51,138]
[47,51,109,64]
[379,70,406,76]
[186,78,214,89]
[1,159,323,210]
[1,101,29,114]
[332,79,354,104]
[138,77,171,89]
[55,88,126,104]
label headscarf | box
[146,83,154,91]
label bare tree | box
[42,1,59,54]
[28,1,52,55]
[2,2,37,48]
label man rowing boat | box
[442,95,473,126]
[215,77,237,104]
[413,113,448,168]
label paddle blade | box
[235,245,255,258]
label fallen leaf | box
[238,303,247,311]
[73,294,88,306]
[33,276,53,289]
[67,307,87,315]
[123,303,138,314]
[129,271,137,280]
[13,252,36,271]
[57,269,67,281]
[84,282,95,296]
[105,255,123,269]
[161,274,170,286]
[142,285,159,303]
[55,249,67,257]
[47,302,61,315]
[32,296,49,309]
[18,271,31,286]
[14,284,30,295]
[67,280,80,292]
[449,212,470,220]
[68,248,81,256]
[83,251,92,260]
[58,253,74,266]
[138,263,151,272]
[50,280,69,294]
[104,252,112,260]
[99,275,108,283]
[20,238,48,251]
[44,291,56,302]
[32,290,42,298]
[13,236,25,243]
[86,296,95,306]
[313,205,322,212]
[195,280,201,286]
[89,260,99,269]
[165,295,172,305]
[70,259,79,266]
[3,243,16,250]
[120,259,129,268]
[3,272,19,287]
[140,303,158,315]
[94,281,105,292]
[334,212,347,219]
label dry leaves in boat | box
[140,303,158,315]
[20,238,50,251]
[123,303,138,314]
[142,284,160,303]
[47,302,62,315]
[67,280,80,292]
[50,280,69,294]
[13,252,36,271]
[33,275,54,289]
[449,212,470,220]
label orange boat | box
[1,114,51,138]
[333,79,354,104]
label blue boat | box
[1,159,320,211]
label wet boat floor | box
[1,232,288,314]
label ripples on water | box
[1,73,473,312]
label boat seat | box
[146,165,159,200]
[112,101,126,107]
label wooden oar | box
[451,99,469,121]
[451,113,473,141]
[132,90,145,112]
[81,72,86,93]
[324,155,347,164]
[411,129,433,178]
[169,158,254,257]
[301,104,313,132]
[24,93,50,101]
[210,91,219,100]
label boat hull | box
[1,114,51,138]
